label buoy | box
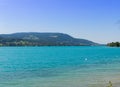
[85,58,87,61]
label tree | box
[107,42,120,47]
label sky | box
[0,0,120,44]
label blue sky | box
[0,0,120,43]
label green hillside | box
[0,32,98,46]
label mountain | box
[0,32,98,46]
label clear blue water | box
[0,46,120,87]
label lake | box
[0,46,120,87]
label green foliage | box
[107,42,120,47]
[0,43,3,46]
[106,81,113,87]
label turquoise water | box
[0,46,120,87]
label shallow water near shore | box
[0,46,120,87]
